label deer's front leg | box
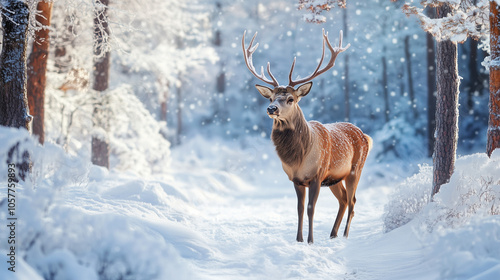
[307,179,321,244]
[294,183,306,242]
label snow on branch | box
[297,0,345,23]
[402,0,489,43]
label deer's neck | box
[271,107,312,167]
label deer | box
[242,29,372,244]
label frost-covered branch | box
[297,0,346,23]
[402,0,489,43]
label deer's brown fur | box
[243,29,372,243]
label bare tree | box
[27,0,53,145]
[91,0,111,168]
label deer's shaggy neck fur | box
[271,106,312,167]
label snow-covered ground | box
[1,127,500,279]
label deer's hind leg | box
[329,181,347,239]
[343,171,361,238]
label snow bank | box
[384,152,500,232]
[384,150,500,279]
[0,127,202,279]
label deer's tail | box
[364,134,373,152]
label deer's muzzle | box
[267,105,279,117]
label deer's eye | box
[287,98,294,104]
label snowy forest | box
[1,0,500,279]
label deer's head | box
[242,29,349,120]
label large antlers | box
[242,29,350,88]
[242,31,280,87]
[288,29,350,88]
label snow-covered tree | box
[402,0,490,195]
[0,0,32,131]
[0,0,37,181]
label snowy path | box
[163,155,435,280]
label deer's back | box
[309,121,370,182]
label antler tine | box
[242,31,280,87]
[288,29,350,88]
[267,62,279,86]
[288,57,296,87]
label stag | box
[242,29,372,244]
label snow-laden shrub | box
[384,152,500,233]
[383,164,432,232]
[105,85,171,175]
[45,83,171,176]
[371,118,426,162]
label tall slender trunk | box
[426,8,437,158]
[176,84,183,145]
[488,1,500,157]
[404,35,417,120]
[467,39,479,109]
[159,79,169,122]
[426,35,437,157]
[432,4,460,197]
[91,0,111,169]
[381,47,389,123]
[27,1,53,145]
[343,7,350,122]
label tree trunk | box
[488,1,500,158]
[404,35,417,120]
[432,4,460,197]
[343,7,350,122]
[0,0,31,130]
[54,14,76,73]
[159,79,169,122]
[27,1,53,145]
[467,39,479,109]
[91,0,111,169]
[382,49,390,123]
[176,84,183,145]
[426,8,437,158]
[0,0,31,181]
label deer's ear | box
[255,84,274,99]
[296,82,313,101]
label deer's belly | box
[281,153,351,187]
